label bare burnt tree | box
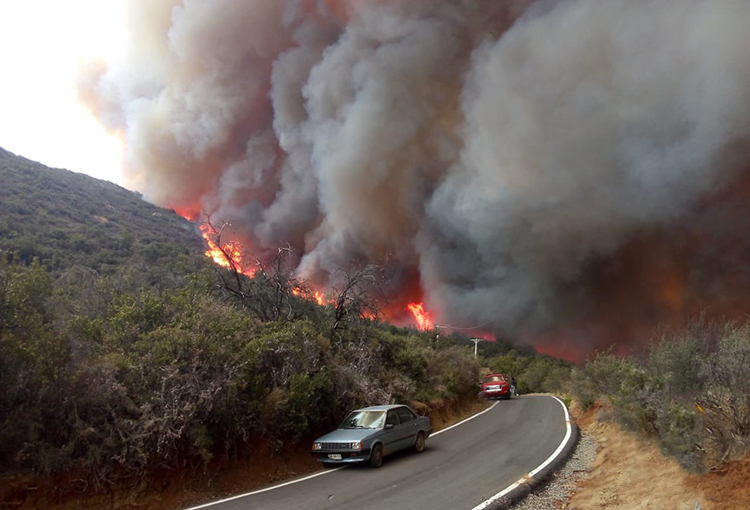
[202,217,303,321]
[202,218,251,293]
[250,244,309,321]
[330,262,385,341]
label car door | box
[382,409,402,455]
[396,406,420,450]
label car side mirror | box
[385,423,394,430]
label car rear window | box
[485,376,505,382]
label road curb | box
[472,397,580,510]
[495,422,579,509]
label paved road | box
[187,396,569,510]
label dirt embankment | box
[0,396,486,510]
[565,402,750,510]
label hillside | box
[0,147,204,275]
[0,149,573,510]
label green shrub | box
[572,321,750,472]
[697,323,750,467]
[0,253,484,485]
[487,350,571,395]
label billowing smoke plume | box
[80,0,750,358]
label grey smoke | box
[80,0,750,352]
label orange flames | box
[407,302,434,331]
[198,224,256,277]
[292,287,328,306]
[314,291,326,306]
[196,220,435,326]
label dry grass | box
[568,402,709,510]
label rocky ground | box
[511,430,597,510]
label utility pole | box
[434,324,446,346]
[469,338,485,358]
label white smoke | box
[80,0,750,349]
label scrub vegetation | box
[480,345,572,396]
[0,149,559,494]
[572,317,750,472]
[0,256,482,485]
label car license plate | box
[327,454,342,460]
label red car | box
[480,373,512,400]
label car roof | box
[353,404,407,412]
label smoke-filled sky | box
[76,0,750,357]
[0,0,126,183]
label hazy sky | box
[0,0,126,185]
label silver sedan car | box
[311,404,433,468]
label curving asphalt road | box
[185,395,572,510]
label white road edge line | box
[432,401,499,436]
[181,401,500,510]
[470,396,572,510]
[182,467,346,510]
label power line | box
[434,318,494,331]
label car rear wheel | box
[369,443,383,468]
[413,432,425,453]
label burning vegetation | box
[198,223,256,277]
[199,218,435,329]
[407,302,434,331]
[80,0,750,358]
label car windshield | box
[485,376,505,382]
[340,410,386,429]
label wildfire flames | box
[407,303,434,331]
[85,1,750,361]
[198,224,256,277]
[198,221,433,328]
[291,286,328,306]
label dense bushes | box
[0,148,205,275]
[484,349,571,394]
[0,150,496,485]
[572,320,750,472]
[0,258,479,484]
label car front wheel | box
[414,432,425,453]
[369,443,383,468]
